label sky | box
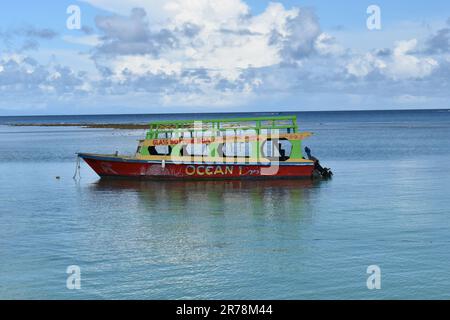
[0,0,450,115]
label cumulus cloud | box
[275,7,322,61]
[87,1,328,103]
[347,39,438,80]
[82,0,252,30]
[426,19,450,54]
[0,26,58,52]
[94,7,179,56]
[387,39,438,79]
[0,54,88,101]
[346,53,386,78]
[73,1,447,109]
[20,27,58,40]
[1,1,449,112]
[314,33,345,56]
[62,34,101,46]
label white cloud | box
[2,1,449,113]
[249,2,297,36]
[79,1,446,109]
[164,0,250,29]
[394,94,429,104]
[83,0,250,27]
[346,39,438,80]
[0,54,87,98]
[109,55,182,80]
[88,0,322,94]
[386,39,438,80]
[315,33,345,56]
[82,0,169,22]
[346,53,386,78]
[62,35,101,46]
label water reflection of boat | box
[91,179,322,218]
[93,178,318,192]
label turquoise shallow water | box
[0,110,450,299]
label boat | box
[78,115,331,180]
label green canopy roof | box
[146,115,298,139]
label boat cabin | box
[135,116,312,164]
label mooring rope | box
[73,155,81,180]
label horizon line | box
[1,107,449,118]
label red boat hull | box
[79,154,315,180]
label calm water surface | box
[0,110,449,299]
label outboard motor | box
[305,147,333,179]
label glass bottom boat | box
[78,116,326,180]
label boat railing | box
[145,116,298,139]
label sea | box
[0,109,449,299]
